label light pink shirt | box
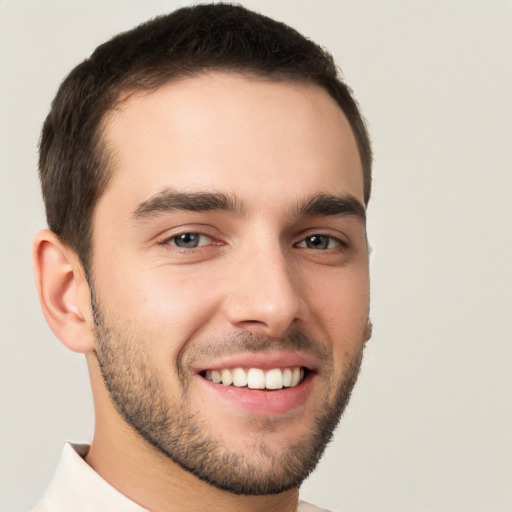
[32,443,333,512]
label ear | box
[33,229,95,353]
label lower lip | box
[196,372,315,416]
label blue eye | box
[169,233,211,248]
[299,235,342,250]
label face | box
[90,73,370,494]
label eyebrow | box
[293,193,366,221]
[131,188,365,222]
[132,189,245,220]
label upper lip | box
[192,351,320,374]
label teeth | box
[203,366,305,390]
[282,368,292,387]
[265,368,283,390]
[221,369,233,386]
[232,367,247,387]
[291,367,301,387]
[247,368,265,389]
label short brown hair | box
[39,3,372,271]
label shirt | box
[31,443,333,512]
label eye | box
[297,234,343,250]
[166,233,212,249]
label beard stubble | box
[92,293,364,495]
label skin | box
[34,72,370,512]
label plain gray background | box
[1,1,511,511]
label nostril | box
[234,319,297,339]
[222,261,307,337]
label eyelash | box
[295,234,347,251]
[160,232,348,252]
[162,232,216,249]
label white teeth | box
[265,368,283,390]
[291,367,301,387]
[282,368,292,387]
[204,366,305,390]
[221,369,232,386]
[247,368,265,389]
[232,367,247,387]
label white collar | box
[33,442,148,511]
[33,443,330,512]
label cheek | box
[98,264,225,356]
[129,267,224,346]
[312,265,369,323]
[310,267,369,359]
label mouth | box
[201,366,307,390]
[193,351,318,415]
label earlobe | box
[33,229,95,353]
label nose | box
[223,242,308,338]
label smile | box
[202,367,306,390]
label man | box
[32,3,372,511]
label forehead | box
[98,72,364,215]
